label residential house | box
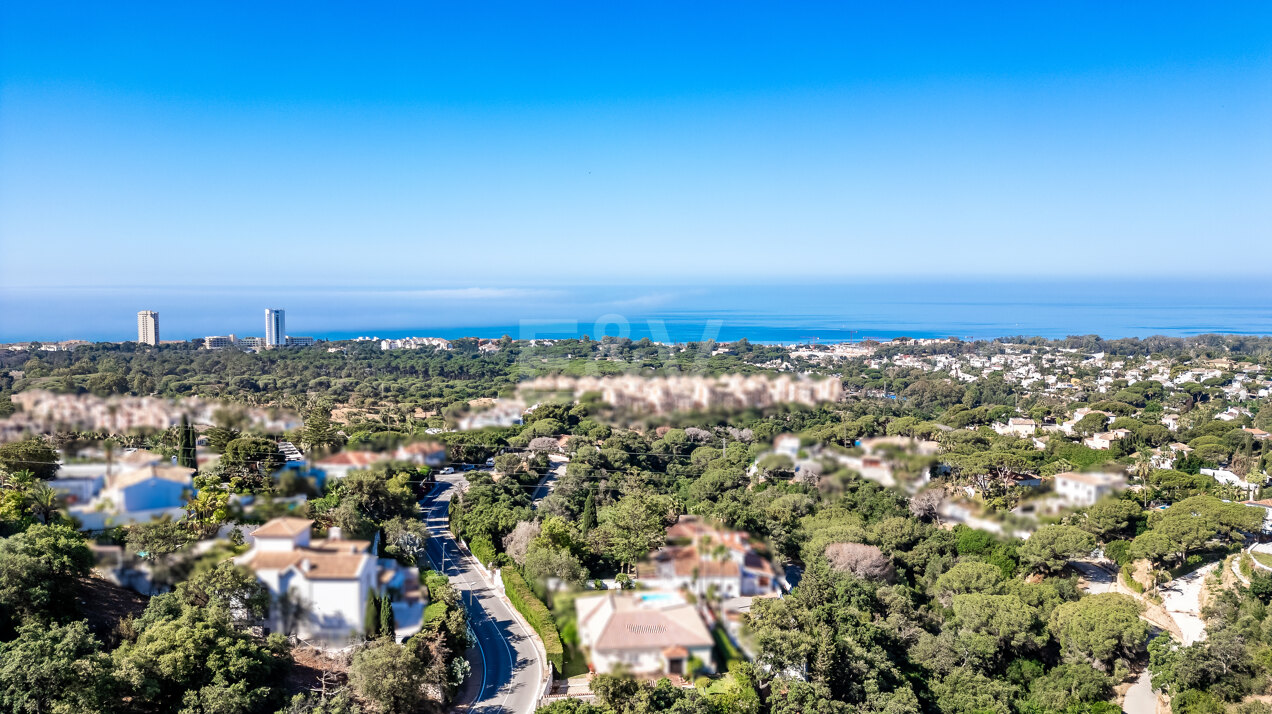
[1203,468,1260,499]
[773,434,801,461]
[994,418,1037,438]
[312,451,388,481]
[637,516,780,599]
[71,463,195,530]
[1083,429,1131,450]
[1243,428,1270,442]
[393,441,447,467]
[575,591,715,676]
[1053,471,1126,507]
[236,518,422,645]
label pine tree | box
[580,488,596,534]
[379,594,396,639]
[302,402,336,453]
[364,593,381,639]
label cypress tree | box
[364,593,381,639]
[379,594,396,639]
[177,415,197,470]
[580,488,596,534]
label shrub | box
[1104,540,1131,567]
[501,568,564,672]
[1121,563,1145,593]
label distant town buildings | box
[137,310,159,345]
[204,335,236,349]
[265,309,285,348]
[518,373,843,414]
[380,337,452,351]
[0,390,300,442]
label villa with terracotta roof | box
[393,441,446,467]
[236,517,423,645]
[636,515,779,598]
[575,591,715,676]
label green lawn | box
[1252,552,1272,570]
[712,626,745,672]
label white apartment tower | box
[265,309,285,348]
[137,311,159,345]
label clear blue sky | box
[1,2,1269,289]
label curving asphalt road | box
[422,475,543,714]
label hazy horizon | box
[4,279,1271,344]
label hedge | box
[501,568,565,673]
[469,536,497,567]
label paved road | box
[1072,560,1115,595]
[422,476,543,714]
[1122,670,1155,714]
[530,456,567,505]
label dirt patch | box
[1131,559,1155,591]
[77,574,148,645]
[1114,570,1183,641]
[285,644,353,697]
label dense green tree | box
[111,594,291,713]
[0,523,93,632]
[1048,593,1148,669]
[0,620,112,714]
[1018,525,1096,574]
[0,438,59,480]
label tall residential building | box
[265,309,285,348]
[137,311,159,345]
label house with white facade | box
[994,418,1037,438]
[1083,429,1131,450]
[1203,468,1260,499]
[237,518,422,645]
[575,591,715,677]
[393,441,447,467]
[1053,471,1126,507]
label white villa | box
[236,517,422,645]
[1053,471,1126,507]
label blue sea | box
[1,280,1269,344]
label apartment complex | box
[137,310,159,345]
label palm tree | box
[25,483,61,524]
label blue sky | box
[1,2,1269,289]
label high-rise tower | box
[137,311,159,345]
[265,309,285,348]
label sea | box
[2,280,1270,344]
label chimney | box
[328,526,343,541]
